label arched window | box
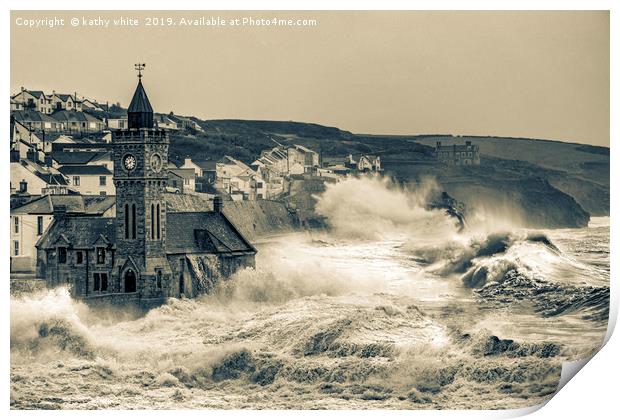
[156,203,161,239]
[150,203,155,240]
[131,204,137,239]
[124,203,129,239]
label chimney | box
[53,204,67,221]
[184,157,192,167]
[19,179,28,193]
[213,196,223,213]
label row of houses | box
[11,88,105,115]
[11,88,203,135]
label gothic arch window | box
[131,204,137,239]
[156,203,161,239]
[150,203,155,240]
[124,203,129,239]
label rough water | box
[10,177,610,409]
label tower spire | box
[127,63,153,129]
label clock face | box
[123,154,137,171]
[150,153,163,173]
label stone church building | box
[36,73,256,307]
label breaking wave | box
[10,178,608,409]
[315,175,459,242]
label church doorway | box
[124,269,137,293]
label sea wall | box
[222,199,300,240]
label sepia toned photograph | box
[8,8,611,412]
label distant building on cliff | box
[36,68,256,307]
[435,141,480,165]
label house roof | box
[52,151,110,165]
[166,211,255,255]
[53,93,75,102]
[128,79,153,114]
[12,194,116,216]
[11,110,58,123]
[169,168,196,179]
[14,90,45,99]
[37,216,116,250]
[58,165,112,176]
[195,160,217,171]
[51,110,103,123]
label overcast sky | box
[11,11,609,146]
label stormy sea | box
[10,177,610,410]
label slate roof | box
[59,165,112,176]
[52,151,110,165]
[169,168,195,179]
[195,160,217,171]
[37,216,116,250]
[12,194,116,216]
[51,110,103,123]
[165,193,213,212]
[53,93,74,102]
[166,212,256,255]
[11,110,58,123]
[128,80,153,113]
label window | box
[151,204,155,240]
[101,273,108,291]
[184,178,189,185]
[172,180,177,188]
[131,204,137,239]
[73,176,80,186]
[96,247,106,264]
[58,247,67,264]
[99,191,107,196]
[14,217,19,234]
[156,270,162,289]
[13,241,19,256]
[156,204,161,239]
[37,216,44,235]
[257,182,263,188]
[124,203,129,239]
[94,273,100,291]
[468,152,472,157]
[99,176,107,186]
[76,251,83,265]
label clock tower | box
[112,64,171,303]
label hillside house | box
[435,141,480,165]
[58,165,114,196]
[107,117,129,130]
[168,168,196,193]
[50,93,82,112]
[52,110,106,133]
[168,113,203,132]
[288,144,320,174]
[11,89,52,114]
[10,159,70,195]
[11,110,63,132]
[154,113,180,130]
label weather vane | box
[134,63,146,79]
